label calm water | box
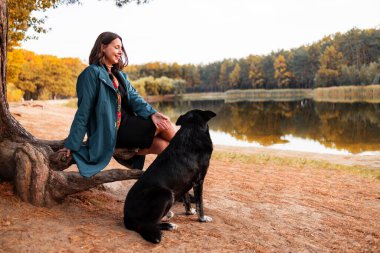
[151,99,380,155]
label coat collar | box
[95,64,127,92]
[96,64,115,91]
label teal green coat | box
[65,64,156,177]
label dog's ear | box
[176,110,215,126]
[176,114,190,126]
[201,110,216,122]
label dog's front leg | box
[193,180,212,222]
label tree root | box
[9,142,143,207]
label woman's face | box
[102,38,123,65]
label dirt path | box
[0,102,379,252]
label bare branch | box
[114,0,151,7]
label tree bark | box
[0,0,142,207]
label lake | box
[151,99,380,156]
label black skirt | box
[116,112,156,149]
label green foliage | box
[130,78,147,97]
[337,62,380,86]
[172,79,186,94]
[289,46,320,88]
[144,76,160,96]
[130,76,186,96]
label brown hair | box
[89,32,128,72]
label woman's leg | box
[137,136,169,155]
[156,123,176,142]
[136,123,177,156]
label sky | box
[21,0,380,65]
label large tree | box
[0,0,148,207]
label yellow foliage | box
[274,54,292,87]
[7,49,25,83]
[6,83,24,102]
[6,49,86,100]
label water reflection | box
[152,100,380,155]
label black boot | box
[113,154,146,170]
[126,155,145,170]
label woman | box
[62,32,176,178]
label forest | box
[126,28,380,92]
[7,28,380,100]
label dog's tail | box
[125,219,162,244]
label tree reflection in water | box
[152,100,380,154]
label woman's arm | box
[65,67,99,152]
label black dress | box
[114,72,156,149]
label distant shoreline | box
[171,85,380,103]
[17,85,380,104]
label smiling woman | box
[61,31,177,177]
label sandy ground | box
[1,101,379,252]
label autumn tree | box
[274,54,293,88]
[182,64,200,89]
[228,63,241,89]
[217,61,228,90]
[260,54,276,89]
[6,49,82,100]
[14,50,43,98]
[0,0,149,207]
[289,46,320,89]
[315,45,344,87]
[247,55,265,89]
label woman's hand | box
[59,147,71,158]
[151,112,171,131]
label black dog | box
[123,109,216,243]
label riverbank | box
[1,101,379,252]
[313,85,380,103]
[177,85,380,103]
[38,85,380,105]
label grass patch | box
[213,150,380,180]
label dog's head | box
[176,109,216,127]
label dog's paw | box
[162,211,174,221]
[168,223,178,230]
[185,208,196,215]
[199,215,213,222]
[159,222,178,231]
